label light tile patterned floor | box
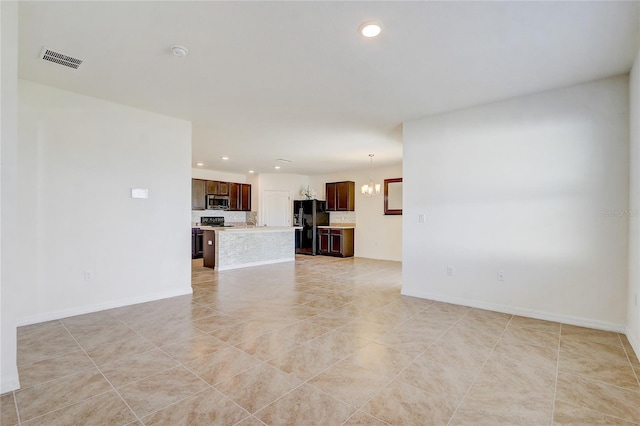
[2,255,640,425]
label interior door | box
[262,190,290,226]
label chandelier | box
[361,154,381,196]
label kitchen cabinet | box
[318,227,354,257]
[203,230,215,268]
[318,230,329,254]
[206,180,229,196]
[325,181,355,211]
[192,179,206,210]
[240,184,251,211]
[229,183,251,211]
[218,181,229,196]
[193,178,250,210]
[192,228,203,259]
[206,180,218,195]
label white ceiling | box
[18,1,639,175]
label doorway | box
[262,190,290,226]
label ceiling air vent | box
[39,48,83,69]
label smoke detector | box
[171,45,188,57]
[39,48,83,69]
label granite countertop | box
[200,226,302,232]
[193,222,252,228]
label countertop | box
[200,226,302,233]
[317,225,356,229]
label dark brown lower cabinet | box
[192,228,203,259]
[318,228,354,257]
[203,230,215,268]
[319,230,329,254]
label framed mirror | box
[384,178,403,215]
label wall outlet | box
[418,213,425,223]
[84,270,93,281]
[447,266,454,276]
[497,270,505,281]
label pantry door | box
[262,190,290,227]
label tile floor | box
[2,256,640,425]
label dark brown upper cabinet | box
[193,179,250,211]
[192,179,206,210]
[325,181,355,211]
[229,183,251,211]
[206,180,230,196]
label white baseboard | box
[625,328,640,361]
[16,287,193,327]
[401,288,626,333]
[217,257,295,271]
[1,375,20,394]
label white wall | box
[259,173,310,201]
[310,163,403,261]
[17,80,192,325]
[403,76,629,330]
[1,0,21,393]
[628,48,640,356]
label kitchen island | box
[201,226,300,271]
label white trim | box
[217,257,295,271]
[401,288,626,333]
[626,327,640,361]
[16,287,192,327]
[1,375,20,394]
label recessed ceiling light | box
[274,166,281,170]
[221,156,229,160]
[359,22,381,38]
[248,170,255,174]
[196,162,204,166]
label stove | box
[201,216,225,227]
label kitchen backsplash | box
[246,211,258,225]
[192,211,252,225]
[329,211,356,225]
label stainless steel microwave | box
[206,195,230,210]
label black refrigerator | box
[293,199,329,255]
